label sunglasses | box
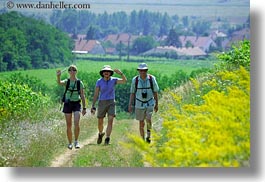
[68,69,77,72]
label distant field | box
[1,0,249,24]
[0,59,217,87]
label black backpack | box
[61,79,81,103]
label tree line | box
[50,9,214,39]
[0,12,73,71]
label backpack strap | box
[134,75,154,93]
[149,74,154,92]
[77,79,81,95]
[63,78,70,97]
[134,76,139,93]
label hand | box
[56,70,61,76]
[91,107,96,115]
[82,108,87,116]
[114,69,123,75]
[154,105,158,112]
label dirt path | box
[50,131,98,167]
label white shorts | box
[135,107,154,121]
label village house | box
[103,33,139,55]
[142,46,207,59]
[179,36,217,53]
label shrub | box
[127,67,250,167]
[0,81,51,124]
[217,40,250,71]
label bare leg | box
[146,118,152,138]
[106,115,114,137]
[139,120,145,140]
[74,111,80,141]
[65,113,72,144]
[98,118,104,133]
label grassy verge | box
[71,118,144,167]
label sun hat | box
[99,65,114,77]
[137,63,148,70]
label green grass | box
[0,58,217,87]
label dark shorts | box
[97,99,116,118]
[62,101,81,114]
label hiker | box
[128,63,159,143]
[91,65,127,145]
[56,65,86,150]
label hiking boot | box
[104,137,110,145]
[146,137,151,144]
[74,141,80,149]
[97,132,105,144]
[68,143,73,150]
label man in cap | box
[91,65,127,145]
[128,63,159,143]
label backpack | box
[61,79,81,103]
[134,74,154,93]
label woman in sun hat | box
[91,65,127,145]
[128,63,159,143]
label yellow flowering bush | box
[127,67,250,167]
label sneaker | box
[68,143,73,150]
[146,137,151,143]
[97,132,105,144]
[74,141,80,149]
[104,137,110,145]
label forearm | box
[154,92,158,106]
[81,95,86,108]
[129,93,135,106]
[92,94,98,107]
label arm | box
[80,88,86,116]
[91,86,100,114]
[56,70,65,86]
[153,92,158,112]
[114,69,127,84]
[128,93,135,113]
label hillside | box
[0,11,73,71]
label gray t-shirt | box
[130,75,159,109]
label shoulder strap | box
[135,75,154,93]
[134,76,139,93]
[77,79,81,95]
[64,78,70,95]
[148,74,154,92]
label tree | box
[166,28,182,48]
[129,10,138,34]
[159,13,171,37]
[86,26,96,40]
[132,36,156,54]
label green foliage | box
[217,40,250,70]
[6,73,49,95]
[132,36,156,54]
[0,81,51,124]
[166,28,182,47]
[0,11,73,71]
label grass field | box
[0,59,217,87]
[2,0,249,23]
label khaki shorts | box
[135,107,154,121]
[97,99,116,118]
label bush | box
[127,67,250,167]
[217,40,250,70]
[0,81,51,124]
